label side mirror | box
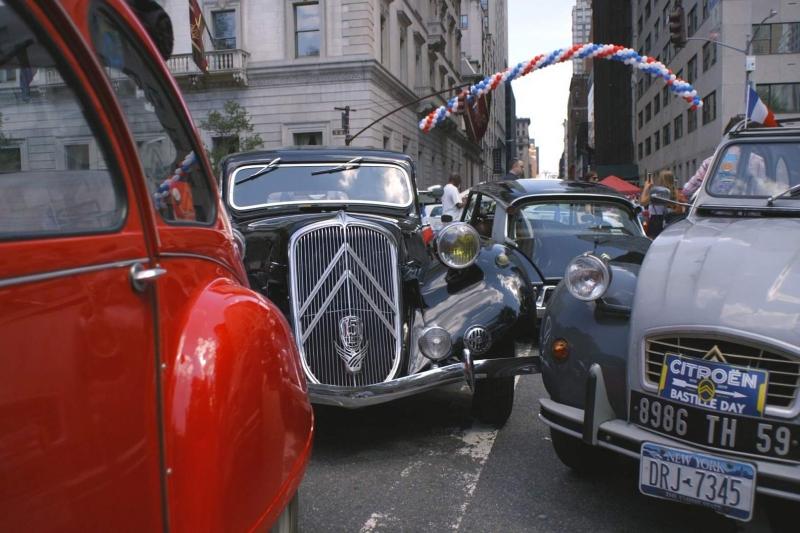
[127,0,174,60]
[649,185,671,203]
[427,185,444,200]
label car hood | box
[632,217,800,348]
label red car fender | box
[163,279,313,533]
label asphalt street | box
[299,375,774,533]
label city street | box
[300,374,773,533]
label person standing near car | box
[640,169,684,238]
[503,160,524,180]
[441,174,463,223]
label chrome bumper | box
[539,364,800,503]
[309,353,540,408]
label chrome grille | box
[645,336,800,409]
[289,213,401,387]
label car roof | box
[471,178,634,206]
[221,147,415,168]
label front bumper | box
[309,353,540,408]
[539,364,800,503]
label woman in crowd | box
[640,169,685,238]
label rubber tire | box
[471,376,515,428]
[270,492,299,533]
[550,428,602,475]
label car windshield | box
[706,142,800,198]
[509,200,641,239]
[228,163,413,210]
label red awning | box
[599,175,641,195]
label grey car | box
[539,121,800,525]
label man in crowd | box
[504,160,524,180]
[441,174,463,223]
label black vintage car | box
[462,179,651,320]
[220,148,540,426]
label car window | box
[0,1,125,239]
[89,7,215,224]
[430,205,442,217]
[510,201,641,239]
[707,142,800,197]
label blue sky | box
[508,0,574,176]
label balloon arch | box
[419,43,703,134]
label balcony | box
[167,49,250,86]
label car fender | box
[540,263,641,416]
[419,242,536,356]
[163,278,313,533]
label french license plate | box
[640,442,756,521]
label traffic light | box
[669,2,687,48]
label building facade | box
[633,0,800,186]
[158,0,509,189]
[514,117,531,177]
[572,0,592,74]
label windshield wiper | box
[310,157,363,176]
[236,157,281,185]
[767,183,800,206]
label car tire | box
[471,376,515,428]
[270,491,299,533]
[549,428,602,475]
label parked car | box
[422,203,444,232]
[220,148,540,426]
[0,2,312,531]
[539,122,800,525]
[464,179,650,320]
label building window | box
[293,131,322,145]
[429,54,436,89]
[654,131,660,151]
[752,23,800,55]
[674,114,683,139]
[637,15,643,35]
[637,79,644,100]
[399,22,408,83]
[662,3,670,28]
[645,137,651,156]
[645,103,652,122]
[702,91,717,124]
[654,18,660,41]
[687,55,697,84]
[638,110,644,129]
[638,142,643,160]
[212,9,236,50]
[415,41,423,88]
[654,94,660,115]
[662,86,670,107]
[295,2,321,57]
[644,34,651,55]
[702,0,709,20]
[65,143,90,170]
[756,83,800,113]
[687,108,697,133]
[687,5,698,37]
[460,14,468,29]
[645,1,651,20]
[0,68,16,82]
[0,146,21,171]
[702,41,717,71]
[663,123,671,146]
[380,11,388,65]
[661,43,670,64]
[492,148,502,173]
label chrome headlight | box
[564,253,611,301]
[436,223,480,269]
[418,326,452,361]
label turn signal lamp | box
[552,339,570,362]
[419,326,452,361]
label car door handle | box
[129,263,167,292]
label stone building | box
[514,117,531,177]
[157,0,510,189]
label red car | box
[0,1,312,531]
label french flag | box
[747,85,778,127]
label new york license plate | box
[640,442,756,521]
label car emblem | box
[697,378,716,403]
[702,345,728,364]
[336,315,368,374]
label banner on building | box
[189,0,208,73]
[461,92,492,144]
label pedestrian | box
[640,169,684,238]
[682,115,751,198]
[503,160,524,180]
[585,170,599,183]
[441,174,463,223]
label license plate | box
[640,442,756,521]
[659,353,768,417]
[631,391,800,461]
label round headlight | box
[418,326,452,361]
[564,253,611,301]
[436,223,480,269]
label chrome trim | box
[435,223,481,269]
[638,326,800,419]
[463,325,491,356]
[309,355,540,408]
[535,285,557,318]
[0,258,147,289]
[228,162,414,211]
[289,212,402,386]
